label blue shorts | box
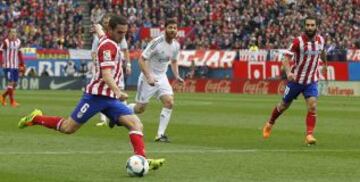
[283,81,318,103]
[3,68,19,82]
[70,93,133,125]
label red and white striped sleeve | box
[97,42,117,70]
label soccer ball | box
[126,155,149,177]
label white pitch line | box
[0,149,359,155]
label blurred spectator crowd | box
[0,0,358,50]
[0,0,84,49]
[89,0,359,50]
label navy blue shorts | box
[3,68,19,82]
[283,81,318,103]
[70,93,133,125]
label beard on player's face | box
[305,29,316,38]
[165,24,177,39]
[166,31,176,39]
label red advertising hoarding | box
[170,79,286,95]
[233,61,349,81]
[139,27,193,40]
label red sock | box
[306,111,316,135]
[269,106,282,125]
[129,131,146,157]
[33,115,64,130]
[2,86,11,98]
[9,87,14,103]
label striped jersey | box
[91,34,127,89]
[1,38,23,69]
[85,36,123,98]
[285,34,325,85]
[141,34,180,76]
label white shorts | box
[135,75,173,103]
[119,73,125,90]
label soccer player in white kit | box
[91,14,132,126]
[128,18,184,142]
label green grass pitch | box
[0,90,360,181]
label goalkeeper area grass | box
[1,90,360,181]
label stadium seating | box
[0,0,358,50]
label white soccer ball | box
[126,155,149,177]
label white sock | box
[128,103,136,113]
[157,108,172,137]
[100,113,108,123]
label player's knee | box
[61,126,77,134]
[278,102,289,112]
[308,103,317,113]
[59,120,78,134]
[163,99,174,109]
[127,117,143,131]
[135,104,146,114]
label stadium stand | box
[0,0,358,50]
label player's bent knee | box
[135,104,146,114]
[119,115,143,131]
[163,98,174,109]
[60,118,80,134]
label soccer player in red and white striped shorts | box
[262,15,328,145]
[0,28,25,107]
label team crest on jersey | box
[103,50,111,61]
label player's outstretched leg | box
[119,114,165,170]
[18,109,76,133]
[263,105,282,139]
[305,97,317,145]
[18,109,43,128]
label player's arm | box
[283,53,294,81]
[102,68,128,100]
[91,35,98,61]
[123,49,131,75]
[139,55,156,86]
[139,40,157,86]
[94,24,105,37]
[18,49,25,75]
[283,38,299,81]
[0,41,5,68]
[320,49,328,78]
[120,39,131,75]
[99,44,127,100]
[170,44,184,83]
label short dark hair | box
[304,15,319,25]
[165,18,177,27]
[108,15,128,30]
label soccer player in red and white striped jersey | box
[0,28,25,107]
[18,15,165,170]
[262,15,328,145]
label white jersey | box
[141,34,180,77]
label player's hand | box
[176,76,184,84]
[146,76,157,86]
[117,91,128,101]
[322,65,328,80]
[286,72,295,81]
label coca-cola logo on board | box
[243,81,269,94]
[205,80,231,93]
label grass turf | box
[0,90,360,182]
